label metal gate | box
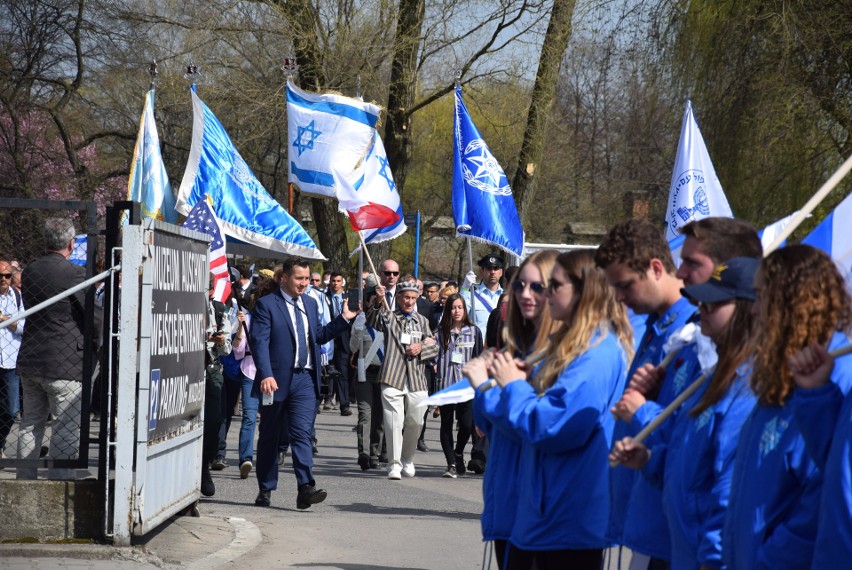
[110,215,210,545]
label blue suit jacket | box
[250,289,350,400]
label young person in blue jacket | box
[595,219,695,566]
[722,245,852,570]
[468,249,560,569]
[785,251,852,569]
[610,257,762,569]
[468,249,634,569]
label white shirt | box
[281,289,313,370]
[0,288,24,368]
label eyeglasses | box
[0,273,11,279]
[383,271,399,277]
[512,280,545,294]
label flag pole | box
[357,231,391,312]
[466,236,477,331]
[764,152,852,254]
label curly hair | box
[595,218,676,276]
[532,250,634,393]
[502,249,560,358]
[751,245,852,405]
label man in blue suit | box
[251,258,356,509]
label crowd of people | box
[3,215,852,569]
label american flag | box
[182,196,232,303]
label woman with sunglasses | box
[721,245,852,570]
[434,293,483,478]
[463,249,559,568]
[610,257,761,569]
[468,250,633,569]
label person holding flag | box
[182,197,233,496]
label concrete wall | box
[0,480,104,541]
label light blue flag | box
[666,100,733,263]
[452,85,524,257]
[176,85,324,260]
[419,378,475,408]
[127,90,178,223]
[803,191,852,282]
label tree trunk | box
[382,0,425,199]
[511,0,576,226]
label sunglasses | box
[512,280,546,294]
[383,271,399,277]
[0,273,11,279]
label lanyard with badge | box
[450,331,474,365]
[400,316,422,346]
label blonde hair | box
[532,250,634,393]
[503,249,560,358]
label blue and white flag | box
[452,85,524,257]
[803,191,852,282]
[758,211,803,252]
[286,81,380,198]
[127,90,178,223]
[418,378,475,408]
[666,100,733,262]
[69,235,87,266]
[176,85,324,260]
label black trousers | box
[505,545,602,570]
[439,401,472,466]
[202,367,224,467]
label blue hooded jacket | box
[495,330,628,550]
[608,297,695,547]
[473,383,523,542]
[640,343,756,569]
[722,333,852,570]
[790,332,852,569]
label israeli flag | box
[803,191,852,283]
[758,211,802,252]
[127,90,178,223]
[452,85,524,256]
[176,85,324,260]
[351,131,407,247]
[286,81,380,198]
[69,235,87,266]
[666,100,732,262]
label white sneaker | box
[401,461,415,478]
[387,465,402,480]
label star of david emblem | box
[376,155,395,191]
[293,120,321,156]
[461,139,511,196]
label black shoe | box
[467,458,485,474]
[369,457,379,469]
[311,441,319,456]
[201,468,215,497]
[358,453,371,471]
[378,455,388,464]
[210,456,227,470]
[297,484,327,509]
[455,452,467,476]
[340,408,353,417]
[254,490,271,507]
[39,445,49,458]
[417,440,429,452]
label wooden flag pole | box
[610,342,852,467]
[357,231,391,313]
[764,152,852,254]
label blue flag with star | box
[175,85,324,260]
[452,85,524,256]
[286,80,381,198]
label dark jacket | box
[18,252,103,381]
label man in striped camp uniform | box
[368,280,439,480]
